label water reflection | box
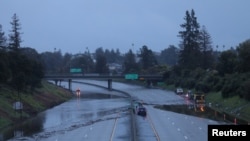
[2,91,128,141]
[1,112,45,140]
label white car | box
[176,88,183,95]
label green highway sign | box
[125,74,138,80]
[70,68,82,73]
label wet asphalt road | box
[4,80,223,141]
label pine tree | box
[159,45,178,66]
[199,25,214,69]
[0,24,7,48]
[138,45,158,70]
[9,13,22,50]
[123,49,138,73]
[178,9,201,69]
[95,47,109,74]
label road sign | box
[125,74,138,80]
[13,101,23,110]
[70,68,82,73]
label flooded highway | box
[2,80,225,141]
[3,83,132,141]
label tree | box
[115,48,124,63]
[20,47,41,62]
[104,49,112,63]
[7,14,24,101]
[40,50,63,74]
[19,47,44,89]
[123,49,139,73]
[0,50,10,83]
[217,50,238,75]
[0,25,8,82]
[178,9,201,69]
[0,24,7,48]
[0,14,44,92]
[70,52,95,74]
[158,45,178,66]
[237,39,250,73]
[95,47,109,74]
[84,51,95,73]
[9,13,22,50]
[199,25,214,69]
[104,48,123,64]
[138,45,158,70]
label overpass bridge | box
[44,74,163,91]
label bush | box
[221,74,242,98]
[195,82,210,93]
[239,80,250,101]
[182,78,196,89]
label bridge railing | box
[44,73,163,80]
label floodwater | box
[1,80,239,141]
[1,83,131,141]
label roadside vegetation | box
[159,84,250,124]
[0,81,72,129]
[205,92,250,124]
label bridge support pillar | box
[54,80,58,86]
[108,79,112,91]
[68,79,72,91]
[146,79,153,88]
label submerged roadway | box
[6,80,223,141]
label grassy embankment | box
[0,81,73,129]
[161,84,250,124]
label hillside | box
[0,81,73,130]
[159,84,250,124]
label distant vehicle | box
[175,88,184,95]
[132,101,139,114]
[132,99,143,114]
[193,92,206,111]
[76,88,81,96]
[137,107,147,117]
[185,90,193,99]
[131,98,146,116]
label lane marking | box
[147,113,161,141]
[110,113,120,141]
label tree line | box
[1,10,250,101]
[164,9,250,101]
[0,14,43,94]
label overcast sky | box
[0,0,249,54]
